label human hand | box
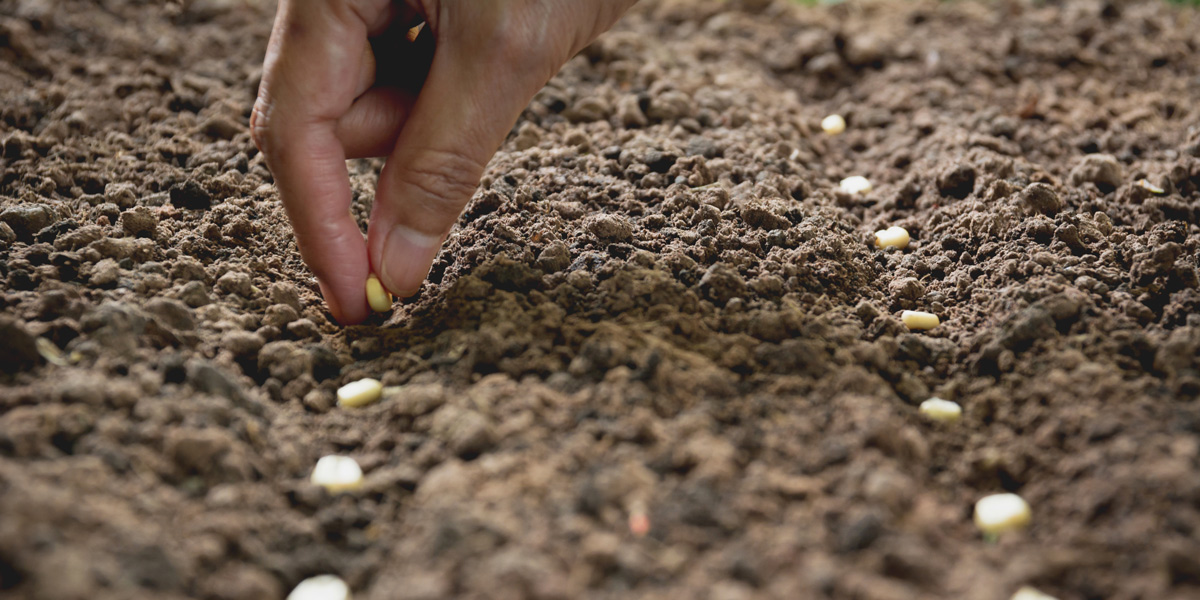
[251,0,637,324]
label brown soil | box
[3,0,1200,598]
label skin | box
[250,0,638,325]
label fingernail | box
[379,223,441,297]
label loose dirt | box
[3,0,1200,599]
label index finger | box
[251,0,395,324]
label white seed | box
[1136,179,1165,195]
[874,226,910,249]
[311,455,364,494]
[336,378,383,408]
[839,175,872,195]
[974,493,1032,536]
[35,337,69,366]
[821,114,846,135]
[901,310,940,330]
[287,575,351,600]
[365,273,393,313]
[919,397,962,423]
[1011,587,1058,600]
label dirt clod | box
[119,206,158,238]
[1069,153,1124,191]
[169,180,212,210]
[1020,182,1063,216]
[0,317,43,372]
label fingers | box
[252,0,394,324]
[365,1,642,298]
[337,87,416,159]
[271,128,372,325]
[366,14,551,298]
[256,0,641,314]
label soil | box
[3,0,1200,598]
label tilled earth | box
[3,0,1200,598]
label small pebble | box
[336,378,383,408]
[287,575,351,600]
[629,500,650,537]
[874,226,910,249]
[974,493,1032,536]
[918,397,962,423]
[901,310,940,330]
[311,455,364,493]
[840,175,872,195]
[821,114,847,135]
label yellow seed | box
[874,226,910,249]
[287,575,351,600]
[918,397,962,423]
[974,493,1032,536]
[839,175,872,195]
[901,310,940,330]
[337,378,383,408]
[311,455,364,493]
[365,274,392,313]
[821,114,846,135]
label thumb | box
[367,12,558,298]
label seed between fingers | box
[366,273,393,313]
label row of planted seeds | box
[289,114,1043,600]
[832,113,1046,600]
[297,387,1038,598]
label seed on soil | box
[901,310,940,330]
[1011,587,1058,600]
[1136,179,1164,195]
[366,273,392,313]
[35,337,69,366]
[918,397,962,423]
[974,493,1032,536]
[840,175,872,195]
[821,114,846,135]
[874,226,910,249]
[311,455,364,493]
[287,575,351,600]
[336,378,383,408]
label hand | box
[250,0,636,325]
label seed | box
[35,337,69,366]
[974,493,1032,536]
[874,226,910,249]
[311,455,364,493]
[1136,179,1164,195]
[901,310,940,330]
[365,273,392,313]
[821,114,846,135]
[919,397,962,423]
[1011,587,1058,600]
[336,378,383,408]
[839,175,872,195]
[287,575,351,600]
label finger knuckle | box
[401,149,484,215]
[494,18,549,71]
[249,91,276,153]
[492,28,539,69]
